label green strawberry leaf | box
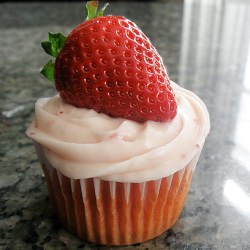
[85,1,109,20]
[41,32,67,57]
[40,60,54,81]
[41,41,53,56]
[41,33,66,81]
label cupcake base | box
[36,144,199,245]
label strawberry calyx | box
[41,33,67,81]
[40,1,108,81]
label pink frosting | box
[26,82,210,182]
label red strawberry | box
[41,1,177,123]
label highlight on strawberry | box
[41,1,177,123]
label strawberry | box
[41,1,177,123]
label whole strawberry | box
[41,1,177,123]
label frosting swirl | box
[26,82,210,182]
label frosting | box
[26,82,210,182]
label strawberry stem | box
[85,1,109,21]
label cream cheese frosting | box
[26,82,210,182]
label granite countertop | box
[1,1,250,249]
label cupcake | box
[26,1,210,245]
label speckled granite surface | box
[1,1,250,249]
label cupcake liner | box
[35,143,200,245]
